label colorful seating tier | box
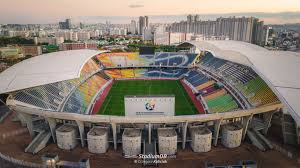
[80,59,100,78]
[105,69,142,78]
[105,68,188,78]
[96,53,142,67]
[203,89,226,101]
[196,80,215,90]
[63,73,108,114]
[199,53,279,107]
[236,76,279,106]
[200,85,217,96]
[185,70,239,113]
[206,94,238,113]
[96,52,198,68]
[199,82,238,113]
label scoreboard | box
[124,95,175,117]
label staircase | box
[143,140,157,167]
[25,131,51,154]
[247,129,273,151]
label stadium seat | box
[196,81,215,90]
[63,74,109,114]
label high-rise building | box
[169,15,267,45]
[59,19,72,29]
[145,16,149,28]
[66,19,72,29]
[138,16,149,35]
[80,22,85,29]
[129,20,137,34]
[187,15,193,23]
[154,26,169,45]
[138,16,145,35]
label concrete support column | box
[17,112,27,127]
[111,122,117,150]
[242,114,253,141]
[148,123,151,144]
[213,118,223,146]
[182,121,188,149]
[46,118,57,143]
[76,120,85,147]
[296,123,300,145]
[263,111,275,135]
[20,113,34,137]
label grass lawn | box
[98,80,198,116]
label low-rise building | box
[59,42,98,51]
[34,37,64,45]
[0,47,24,60]
[22,45,42,57]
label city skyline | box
[0,0,300,24]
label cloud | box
[128,4,144,8]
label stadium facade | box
[0,41,299,155]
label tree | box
[0,36,34,47]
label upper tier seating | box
[199,53,279,107]
[152,52,197,67]
[184,70,239,113]
[185,70,209,87]
[105,68,188,78]
[80,59,100,78]
[63,73,109,114]
[97,52,198,67]
[235,76,279,106]
[203,88,227,101]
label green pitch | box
[98,80,198,116]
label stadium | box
[0,40,299,167]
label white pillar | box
[17,112,27,127]
[46,118,57,143]
[111,123,117,150]
[148,123,151,144]
[242,114,253,141]
[76,120,85,147]
[213,118,223,146]
[20,113,34,137]
[182,121,188,149]
[263,111,275,135]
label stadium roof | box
[178,40,300,125]
[0,49,103,94]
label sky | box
[1,0,300,24]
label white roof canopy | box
[179,40,300,125]
[0,49,103,94]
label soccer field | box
[98,80,198,116]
